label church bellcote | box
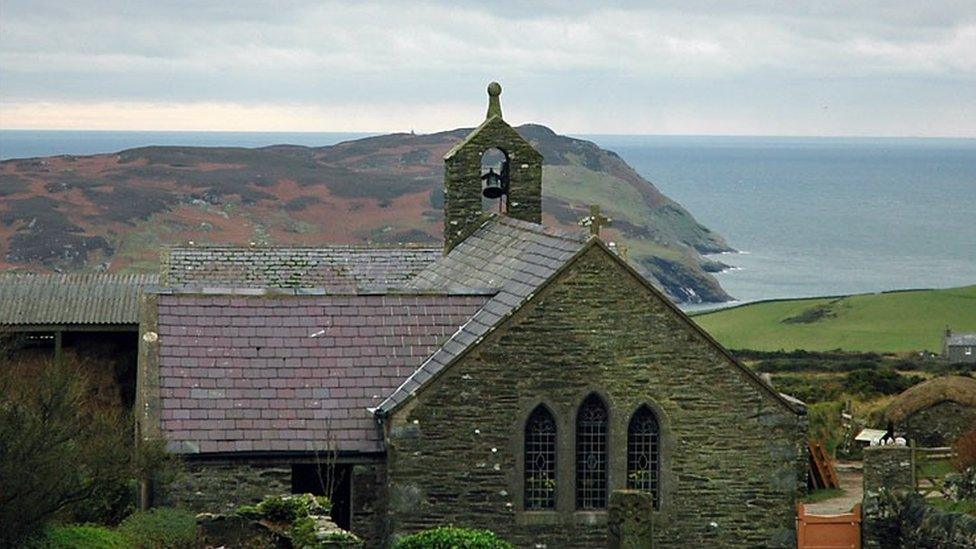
[442,82,544,252]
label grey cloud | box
[1,1,974,135]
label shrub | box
[772,374,844,403]
[23,524,129,549]
[843,368,921,397]
[117,507,198,549]
[290,516,359,548]
[394,526,514,549]
[807,400,845,453]
[0,358,132,545]
[944,466,976,503]
[258,495,306,523]
[241,493,331,524]
[290,516,318,547]
[953,428,976,472]
[0,334,180,546]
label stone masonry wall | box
[861,445,915,548]
[386,246,804,548]
[159,459,387,546]
[896,493,976,548]
[902,401,976,447]
[157,460,291,514]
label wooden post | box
[54,330,63,364]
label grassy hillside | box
[693,285,976,352]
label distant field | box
[693,284,976,352]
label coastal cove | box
[590,135,976,305]
[2,131,975,307]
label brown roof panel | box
[155,292,490,454]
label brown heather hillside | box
[0,125,733,302]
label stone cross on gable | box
[579,204,612,236]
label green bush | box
[290,516,359,548]
[23,524,129,549]
[843,368,922,397]
[290,516,319,548]
[772,374,844,403]
[236,493,331,523]
[258,495,306,523]
[117,507,198,549]
[394,526,514,549]
[945,466,976,503]
[0,358,132,545]
[807,400,845,453]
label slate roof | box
[155,293,489,454]
[377,216,588,414]
[377,214,802,416]
[151,216,799,454]
[0,273,155,325]
[947,333,976,346]
[162,246,440,291]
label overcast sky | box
[1,1,974,136]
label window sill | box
[516,510,561,526]
[574,510,607,526]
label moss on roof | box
[885,375,976,423]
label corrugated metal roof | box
[0,273,156,325]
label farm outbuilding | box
[945,329,976,365]
[884,375,976,447]
[0,273,152,409]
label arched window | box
[576,394,608,509]
[524,405,557,509]
[627,406,660,508]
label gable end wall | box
[385,245,804,548]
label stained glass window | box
[576,394,608,509]
[627,405,660,508]
[524,405,557,509]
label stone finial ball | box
[487,82,502,96]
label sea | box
[2,130,975,306]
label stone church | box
[125,84,805,547]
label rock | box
[196,513,288,548]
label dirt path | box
[804,466,863,515]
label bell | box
[481,168,506,199]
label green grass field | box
[693,284,976,353]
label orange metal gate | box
[797,503,861,549]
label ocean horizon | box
[2,129,975,307]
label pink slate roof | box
[156,293,489,454]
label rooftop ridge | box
[0,272,158,282]
[150,285,498,297]
[164,244,442,251]
[486,214,588,243]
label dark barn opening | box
[291,463,353,529]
